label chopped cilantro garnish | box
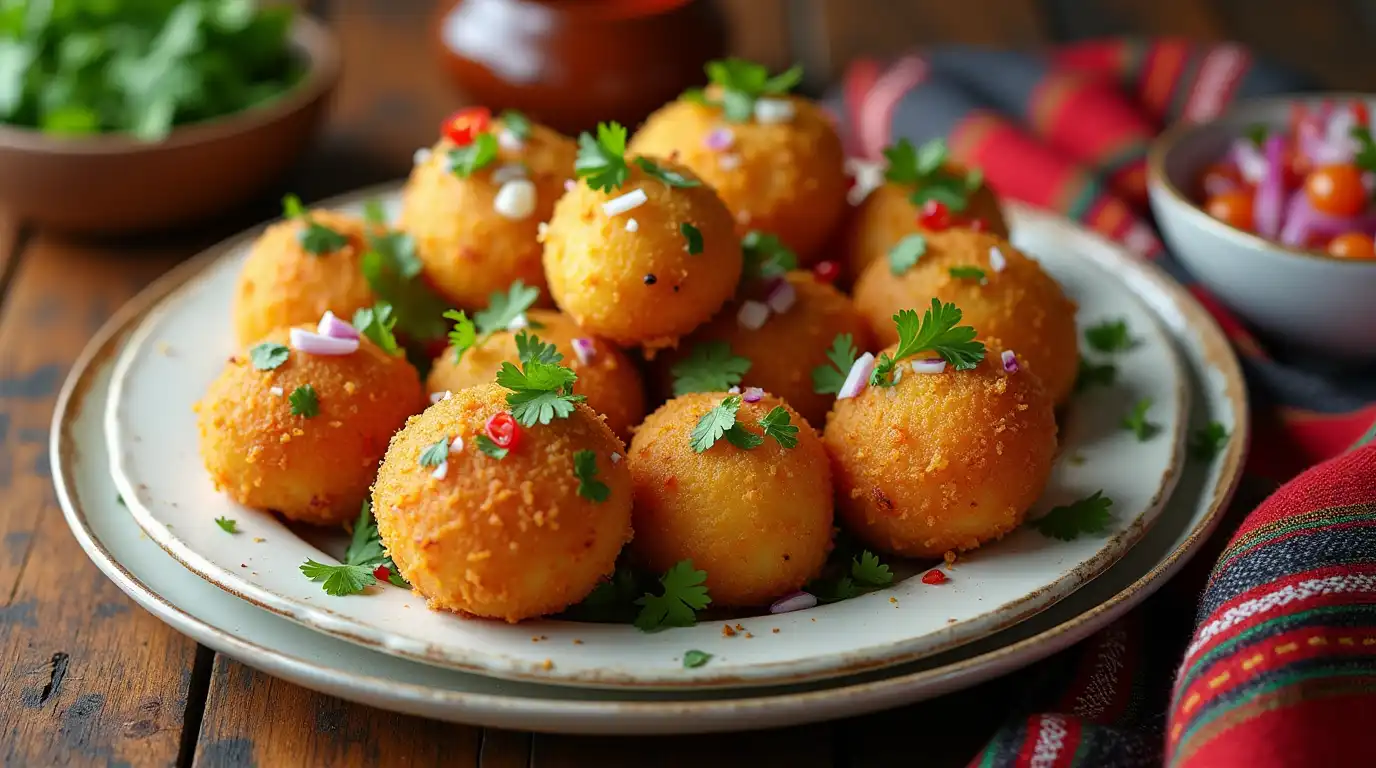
[299,559,376,597]
[887,233,927,275]
[1122,398,1160,441]
[809,550,893,603]
[360,221,449,344]
[948,266,987,283]
[475,280,541,338]
[282,194,306,219]
[758,406,799,449]
[699,58,804,122]
[1032,491,1114,541]
[342,501,408,587]
[446,132,498,178]
[574,121,630,192]
[1085,319,1136,353]
[681,222,703,255]
[1244,123,1268,149]
[362,198,387,226]
[1075,357,1117,392]
[683,650,712,669]
[671,341,751,395]
[418,437,450,467]
[299,220,350,256]
[475,434,509,460]
[573,449,611,503]
[634,560,711,632]
[1353,125,1376,174]
[870,299,985,386]
[495,343,586,427]
[568,566,641,622]
[516,330,563,365]
[1188,421,1229,460]
[288,385,319,418]
[250,342,289,371]
[690,395,744,453]
[214,517,238,534]
[741,230,798,283]
[499,109,531,140]
[882,138,983,212]
[852,550,893,587]
[443,309,477,363]
[352,302,400,355]
[634,157,700,188]
[813,333,859,395]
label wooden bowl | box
[0,15,341,234]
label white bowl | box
[1147,94,1376,359]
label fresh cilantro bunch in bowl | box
[0,1,340,232]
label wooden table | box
[3,1,1361,765]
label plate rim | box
[53,193,1249,729]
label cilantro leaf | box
[567,566,642,622]
[883,138,981,212]
[742,230,798,283]
[496,356,585,427]
[683,650,712,668]
[813,333,859,395]
[1122,398,1160,441]
[475,434,509,460]
[300,559,377,596]
[574,121,630,192]
[948,266,987,283]
[446,132,498,178]
[1033,491,1114,541]
[851,550,893,587]
[352,302,400,355]
[690,395,742,452]
[444,309,477,363]
[474,280,541,337]
[1075,357,1117,392]
[634,560,711,632]
[888,234,927,275]
[282,194,306,219]
[1188,421,1229,460]
[758,406,799,449]
[499,109,531,140]
[723,424,764,450]
[1085,319,1136,353]
[681,222,703,254]
[299,220,350,256]
[214,517,238,534]
[870,299,985,385]
[342,501,408,587]
[418,437,450,467]
[671,341,752,395]
[362,198,388,227]
[573,449,611,503]
[516,330,562,365]
[250,342,289,371]
[1353,125,1376,174]
[361,225,449,343]
[811,575,862,604]
[634,157,701,187]
[702,58,803,123]
[288,385,319,418]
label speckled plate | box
[55,197,1245,732]
[105,189,1191,690]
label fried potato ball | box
[231,210,376,347]
[846,177,1007,281]
[426,309,646,440]
[628,96,847,264]
[542,158,742,350]
[654,272,872,428]
[823,354,1057,559]
[196,328,424,525]
[399,115,575,310]
[372,384,632,622]
[852,230,1079,404]
[627,392,833,607]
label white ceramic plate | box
[54,202,1246,732]
[106,191,1188,690]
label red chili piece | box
[918,199,951,231]
[373,565,391,581]
[921,568,948,585]
[486,411,521,451]
[1354,101,1371,128]
[812,260,840,284]
[442,106,492,146]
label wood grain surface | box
[4,0,1367,765]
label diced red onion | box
[1278,190,1376,247]
[506,314,529,331]
[737,300,770,330]
[625,218,639,232]
[728,386,741,394]
[769,591,817,614]
[430,390,452,404]
[718,153,742,171]
[316,311,359,340]
[766,280,797,314]
[754,98,796,125]
[837,352,876,400]
[563,179,576,193]
[911,358,946,375]
[571,337,596,365]
[1253,135,1286,239]
[269,386,284,397]
[497,129,524,152]
[1001,349,1020,373]
[290,328,359,356]
[602,188,647,217]
[1229,139,1267,184]
[450,435,464,453]
[988,246,1007,273]
[610,452,622,464]
[742,386,765,403]
[703,126,735,151]
[431,461,449,480]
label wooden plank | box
[0,234,196,768]
[531,726,834,768]
[480,729,532,768]
[192,657,483,767]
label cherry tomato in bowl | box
[1305,164,1367,217]
[1327,231,1376,259]
[1204,189,1255,232]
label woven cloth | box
[827,39,1376,766]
